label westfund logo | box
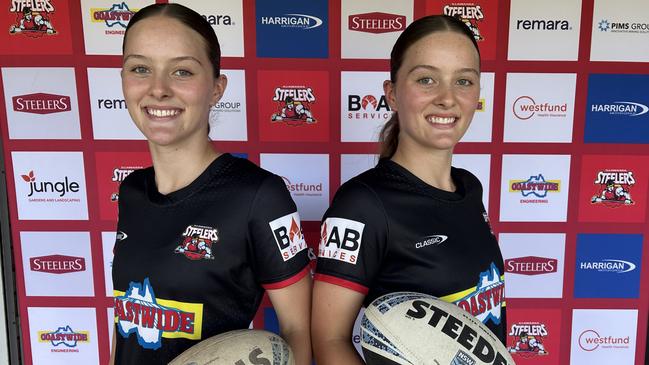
[12,93,71,114]
[30,255,86,274]
[348,12,406,34]
[506,256,558,276]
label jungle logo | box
[597,19,649,34]
[348,12,405,34]
[174,225,218,260]
[21,170,81,201]
[444,4,484,41]
[509,174,561,204]
[507,321,548,357]
[270,86,317,126]
[513,96,568,120]
[9,1,57,37]
[591,169,635,206]
[90,2,138,35]
[115,278,203,349]
[38,325,90,352]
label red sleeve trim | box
[263,266,309,290]
[314,273,369,295]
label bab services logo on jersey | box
[584,74,649,143]
[255,0,328,58]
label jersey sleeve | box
[314,180,389,294]
[248,174,309,289]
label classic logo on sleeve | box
[269,212,307,261]
[318,217,365,265]
[114,278,203,349]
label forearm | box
[313,338,364,365]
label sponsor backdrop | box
[1,0,648,364]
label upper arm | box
[312,280,365,341]
[266,273,312,333]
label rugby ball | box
[361,292,514,365]
[169,329,294,365]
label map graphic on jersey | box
[510,174,560,198]
[115,278,203,349]
[449,263,504,326]
[174,225,218,260]
[38,325,89,348]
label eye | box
[456,79,474,86]
[417,77,435,85]
[173,69,194,77]
[130,66,149,74]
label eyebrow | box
[408,64,480,76]
[123,54,203,65]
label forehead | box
[123,16,208,57]
[401,31,479,70]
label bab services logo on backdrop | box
[584,74,649,143]
[256,0,328,58]
[340,71,391,142]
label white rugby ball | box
[361,292,514,365]
[169,329,295,365]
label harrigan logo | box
[9,2,57,37]
[174,225,218,260]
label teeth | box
[427,116,455,124]
[147,108,179,118]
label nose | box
[432,82,455,108]
[149,73,171,100]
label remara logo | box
[515,18,572,31]
[21,170,80,200]
[260,13,322,29]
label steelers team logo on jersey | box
[441,262,505,326]
[114,278,203,349]
[174,225,218,260]
[590,169,635,207]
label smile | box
[426,116,456,124]
[146,107,181,118]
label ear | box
[383,79,397,112]
[210,74,228,107]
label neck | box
[391,145,455,192]
[149,140,220,195]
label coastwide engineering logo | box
[114,278,203,349]
[38,325,90,352]
[509,174,561,204]
[89,2,138,35]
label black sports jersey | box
[315,159,506,342]
[112,153,309,364]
